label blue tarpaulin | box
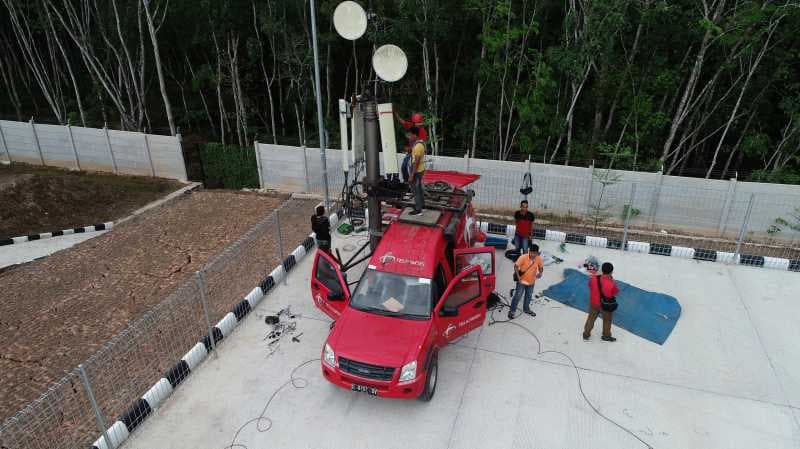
[542,268,681,345]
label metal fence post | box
[103,123,119,174]
[718,177,738,237]
[648,166,664,229]
[30,117,45,165]
[0,120,11,163]
[276,207,287,285]
[621,183,637,252]
[734,193,756,260]
[195,271,217,356]
[78,364,112,449]
[176,132,189,182]
[301,145,311,193]
[585,161,595,215]
[66,122,82,171]
[254,140,264,190]
[142,132,156,177]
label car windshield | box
[349,269,432,320]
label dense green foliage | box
[200,143,259,189]
[1,0,799,181]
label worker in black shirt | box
[311,205,332,254]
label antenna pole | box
[310,0,330,207]
[363,97,382,251]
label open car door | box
[454,247,496,294]
[311,251,350,320]
[434,265,487,345]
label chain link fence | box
[255,144,799,259]
[0,198,320,449]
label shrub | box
[200,143,259,189]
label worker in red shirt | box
[396,111,428,141]
[583,262,619,342]
[513,200,535,253]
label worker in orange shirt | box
[509,244,544,319]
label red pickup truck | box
[310,171,495,401]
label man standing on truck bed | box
[407,127,426,215]
[509,244,544,319]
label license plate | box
[351,384,378,396]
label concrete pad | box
[122,235,800,449]
[0,231,107,269]
[480,240,791,406]
[450,349,798,449]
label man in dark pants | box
[406,127,426,215]
[509,244,544,319]
[401,144,413,184]
[311,205,331,254]
[583,262,619,342]
[513,200,535,253]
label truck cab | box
[310,171,495,401]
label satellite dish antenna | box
[333,1,368,40]
[372,44,408,82]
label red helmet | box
[411,113,424,125]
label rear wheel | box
[419,352,438,402]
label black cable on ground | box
[223,358,320,449]
[487,295,654,449]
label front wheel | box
[418,352,438,402]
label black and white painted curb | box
[0,223,114,246]
[89,209,340,449]
[479,221,800,272]
[2,182,201,248]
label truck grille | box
[338,357,395,381]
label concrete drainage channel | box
[88,209,340,449]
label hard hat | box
[411,113,424,124]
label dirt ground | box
[0,163,182,239]
[0,191,317,424]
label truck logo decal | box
[379,252,425,267]
[444,324,457,338]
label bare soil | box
[0,191,316,425]
[0,163,183,239]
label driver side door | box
[311,251,350,320]
[434,265,486,345]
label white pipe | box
[339,99,350,173]
[351,104,364,164]
[378,103,399,174]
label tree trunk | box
[661,0,727,164]
[142,0,176,135]
[470,41,487,159]
[186,55,217,137]
[705,16,781,178]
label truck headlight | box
[399,360,417,382]
[323,343,337,367]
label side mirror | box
[329,290,344,301]
[439,306,458,317]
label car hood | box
[330,307,431,368]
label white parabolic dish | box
[333,1,368,40]
[372,44,408,82]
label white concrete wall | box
[0,119,187,181]
[255,144,800,240]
